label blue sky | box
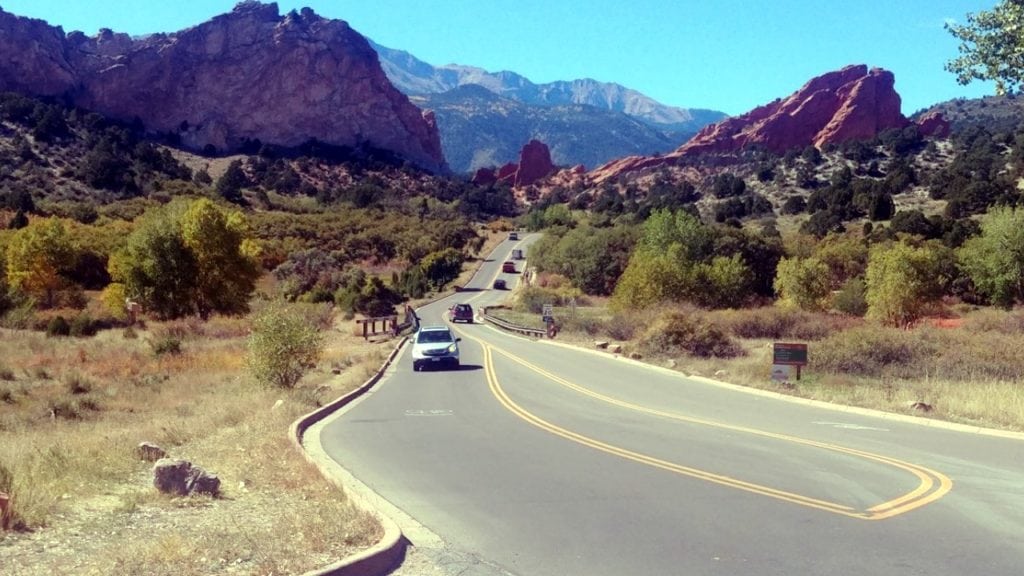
[1,0,998,116]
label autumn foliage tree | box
[109,198,260,319]
[4,217,76,307]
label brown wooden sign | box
[773,342,808,366]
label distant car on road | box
[411,325,460,371]
[502,261,516,273]
[448,303,474,323]
[492,279,507,290]
[508,231,519,241]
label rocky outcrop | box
[590,65,950,182]
[678,65,908,155]
[471,166,497,187]
[0,10,76,95]
[512,139,556,187]
[915,111,951,138]
[482,140,557,188]
[0,3,446,172]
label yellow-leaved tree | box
[109,198,260,319]
[4,217,76,307]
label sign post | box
[772,342,808,381]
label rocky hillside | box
[411,85,682,172]
[371,40,725,172]
[919,94,1024,134]
[0,2,446,172]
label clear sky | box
[0,0,999,116]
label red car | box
[502,261,516,273]
[448,303,474,323]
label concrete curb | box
[290,336,409,576]
[534,337,1024,441]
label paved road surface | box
[320,235,1024,575]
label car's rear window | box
[417,330,453,344]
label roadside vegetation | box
[4,6,1024,566]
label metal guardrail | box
[482,306,548,338]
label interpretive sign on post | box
[772,342,808,381]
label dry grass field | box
[0,306,391,575]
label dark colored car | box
[493,279,507,290]
[448,303,474,323]
[509,231,519,241]
[502,261,516,273]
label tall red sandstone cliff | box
[0,2,447,172]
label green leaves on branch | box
[946,0,1024,94]
[774,256,831,311]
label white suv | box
[411,326,461,371]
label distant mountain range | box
[370,40,726,172]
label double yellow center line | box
[471,336,952,521]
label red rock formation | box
[496,162,519,184]
[590,65,943,183]
[678,65,909,156]
[513,139,556,187]
[915,111,950,138]
[0,3,447,172]
[472,166,497,186]
[483,139,558,188]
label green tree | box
[419,248,463,289]
[247,301,324,389]
[109,199,259,319]
[773,256,831,311]
[610,248,688,310]
[216,160,248,204]
[180,198,261,318]
[946,0,1024,94]
[865,241,944,327]
[957,205,1024,307]
[109,209,198,319]
[4,217,76,307]
[693,254,752,308]
[7,209,28,230]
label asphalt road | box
[320,234,1024,576]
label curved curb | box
[289,233,533,575]
[290,337,409,576]
[534,337,1024,441]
